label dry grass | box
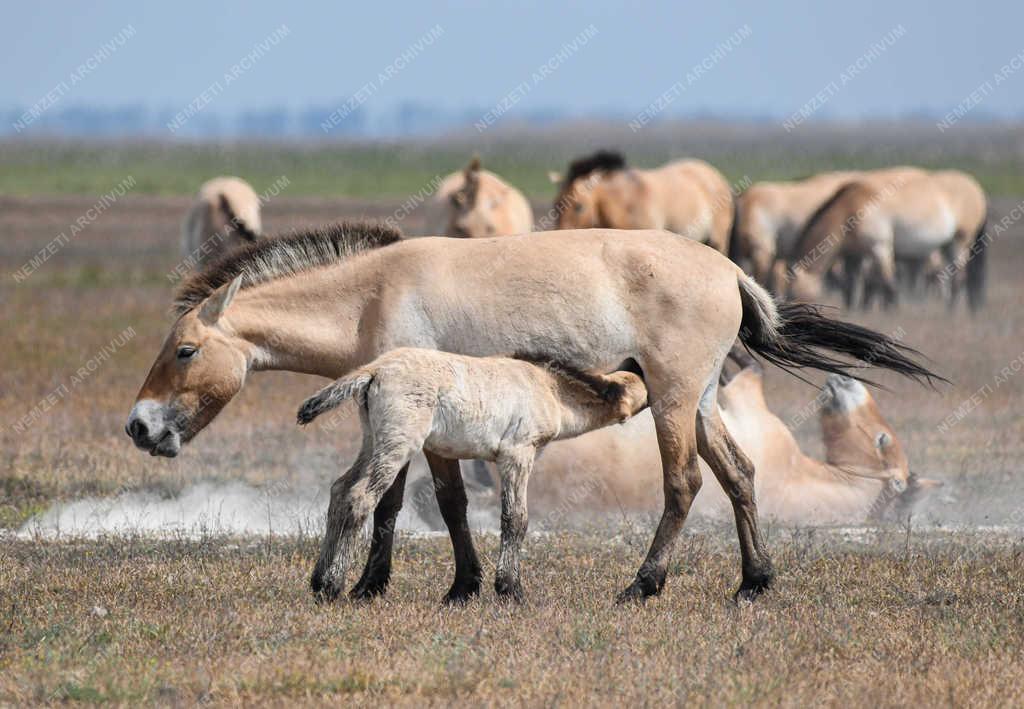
[1,531,1023,705]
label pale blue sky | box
[3,1,1022,123]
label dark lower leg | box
[350,464,409,600]
[495,455,531,603]
[696,412,774,602]
[425,451,483,603]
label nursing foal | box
[297,347,647,602]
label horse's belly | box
[893,209,955,257]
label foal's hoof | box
[494,578,526,605]
[310,575,343,604]
[442,578,482,606]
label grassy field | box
[2,530,1023,705]
[2,132,1023,705]
[4,121,1024,199]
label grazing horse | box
[127,222,938,604]
[423,157,533,238]
[181,176,262,269]
[779,169,987,310]
[295,347,647,602]
[550,150,734,253]
[731,171,862,286]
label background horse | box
[180,176,262,269]
[423,157,533,238]
[551,150,734,253]
[779,169,987,310]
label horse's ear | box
[547,171,562,184]
[199,275,243,325]
[465,155,481,174]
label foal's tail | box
[735,274,944,387]
[297,369,374,425]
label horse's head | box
[606,370,648,423]
[820,374,908,482]
[551,149,626,229]
[447,157,505,238]
[126,275,249,457]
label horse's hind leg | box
[695,390,774,602]
[617,395,702,603]
[425,451,484,604]
[349,463,410,600]
[494,448,534,603]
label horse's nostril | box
[129,418,149,442]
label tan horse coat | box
[781,168,985,308]
[128,224,935,603]
[423,158,533,238]
[553,154,734,253]
[180,176,262,268]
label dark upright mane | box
[173,221,402,316]
[564,150,626,187]
[512,352,626,404]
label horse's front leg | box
[424,451,484,604]
[349,463,409,600]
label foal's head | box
[126,276,250,457]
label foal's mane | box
[563,149,626,187]
[513,352,626,404]
[173,222,402,316]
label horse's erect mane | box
[512,352,626,404]
[173,221,402,316]
[564,149,626,187]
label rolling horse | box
[126,223,939,604]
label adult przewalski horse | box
[126,223,939,604]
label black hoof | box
[442,578,482,606]
[349,578,388,602]
[494,577,525,604]
[615,573,663,605]
[733,568,774,605]
[310,573,343,604]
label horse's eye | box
[573,203,584,214]
[875,432,891,449]
[177,346,198,361]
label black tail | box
[737,276,945,388]
[218,194,260,242]
[965,215,990,312]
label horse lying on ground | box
[465,350,940,526]
[551,150,734,253]
[181,176,262,269]
[423,157,533,238]
[128,222,939,604]
[295,347,646,602]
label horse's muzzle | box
[126,400,182,457]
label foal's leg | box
[349,462,409,600]
[310,441,371,601]
[312,440,417,603]
[695,393,774,602]
[494,448,534,603]
[424,451,484,604]
[617,397,702,603]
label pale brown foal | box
[127,222,939,604]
